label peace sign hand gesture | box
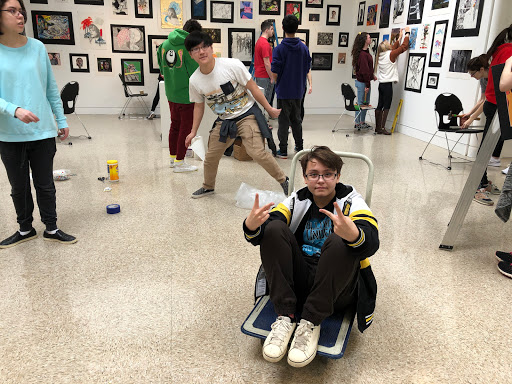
[319,202,360,243]
[245,193,274,232]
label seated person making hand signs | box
[242,146,379,367]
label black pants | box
[260,220,360,326]
[151,87,160,112]
[376,82,393,110]
[479,101,505,187]
[0,138,58,232]
[277,99,303,153]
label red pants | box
[168,101,194,160]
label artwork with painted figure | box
[409,27,418,49]
[429,19,448,67]
[112,0,128,15]
[259,0,280,15]
[391,0,405,24]
[405,53,426,92]
[366,4,377,26]
[137,0,151,15]
[451,0,484,37]
[285,1,302,24]
[240,1,253,19]
[111,25,146,52]
[161,0,183,28]
[192,0,207,19]
[390,28,400,44]
[418,23,431,50]
[79,15,107,49]
[48,53,61,65]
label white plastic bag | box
[53,169,72,181]
[235,182,287,209]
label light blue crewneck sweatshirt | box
[0,37,67,142]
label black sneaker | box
[496,251,512,263]
[0,228,37,249]
[191,187,215,199]
[294,146,303,153]
[280,177,289,195]
[276,150,288,159]
[43,229,77,244]
[497,261,512,278]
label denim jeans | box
[354,80,370,124]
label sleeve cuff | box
[346,228,365,248]
[243,219,261,241]
[7,103,18,117]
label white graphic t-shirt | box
[189,58,255,120]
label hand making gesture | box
[245,193,274,232]
[319,202,360,243]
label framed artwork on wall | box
[135,0,153,18]
[390,28,400,44]
[326,5,340,26]
[48,52,61,65]
[97,58,112,72]
[69,53,90,73]
[366,4,377,26]
[429,0,450,16]
[259,0,281,15]
[429,19,448,67]
[357,2,365,26]
[337,52,346,64]
[31,10,75,45]
[311,52,332,71]
[284,1,302,24]
[148,35,167,73]
[211,1,235,23]
[426,73,439,89]
[451,0,484,37]
[309,13,319,21]
[113,0,129,15]
[74,0,104,4]
[379,0,391,28]
[121,58,145,85]
[240,1,253,19]
[448,49,472,73]
[369,32,380,66]
[338,32,349,47]
[228,28,255,66]
[111,24,146,53]
[296,29,309,47]
[78,14,108,49]
[203,28,222,43]
[406,0,424,25]
[161,0,184,28]
[30,0,48,3]
[391,0,406,24]
[192,0,207,20]
[317,32,333,46]
[306,0,322,8]
[404,52,426,93]
[409,27,418,49]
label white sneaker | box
[502,166,510,175]
[170,158,175,168]
[287,319,320,368]
[147,112,156,120]
[262,316,296,363]
[173,161,198,173]
[488,157,501,167]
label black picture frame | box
[296,29,309,47]
[305,0,322,8]
[97,58,112,72]
[357,1,365,26]
[317,32,333,46]
[284,1,302,25]
[379,0,391,28]
[425,72,439,89]
[69,53,90,73]
[228,28,255,66]
[338,32,349,47]
[326,4,340,26]
[31,10,75,45]
[203,28,222,43]
[111,24,146,53]
[369,32,380,66]
[74,0,104,4]
[311,52,332,71]
[406,0,424,25]
[211,1,235,23]
[192,0,207,20]
[451,0,484,37]
[309,13,319,21]
[148,35,167,73]
[30,0,48,4]
[134,0,153,18]
[429,19,448,68]
[121,58,145,86]
[404,52,426,93]
[259,0,281,15]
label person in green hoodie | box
[157,19,202,173]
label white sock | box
[46,229,58,235]
[19,230,31,236]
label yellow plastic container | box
[107,160,119,182]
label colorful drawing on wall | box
[391,0,405,24]
[306,0,322,8]
[48,52,61,65]
[448,49,472,73]
[112,0,128,15]
[285,1,302,24]
[211,1,234,23]
[418,23,431,50]
[69,53,90,73]
[309,13,319,21]
[161,0,183,28]
[259,0,280,15]
[240,1,253,19]
[203,28,222,43]
[148,35,167,73]
[79,15,107,49]
[228,28,255,65]
[121,58,145,85]
[31,11,75,45]
[379,0,391,28]
[426,72,439,89]
[390,28,400,45]
[338,32,349,47]
[382,33,389,41]
[404,52,426,93]
[406,0,424,25]
[409,27,418,49]
[111,24,146,53]
[311,52,332,70]
[366,4,377,26]
[317,32,333,46]
[135,0,153,18]
[97,58,112,72]
[429,19,448,67]
[338,52,346,64]
[451,0,484,37]
[192,0,207,19]
[357,2,365,26]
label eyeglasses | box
[305,172,337,181]
[468,71,476,77]
[190,44,211,54]
[1,8,27,18]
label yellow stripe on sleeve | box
[360,258,370,269]
[350,209,379,230]
[271,203,292,225]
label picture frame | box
[228,28,255,66]
[317,32,333,46]
[69,53,90,73]
[392,0,406,24]
[305,0,322,8]
[311,52,332,71]
[121,58,145,86]
[284,1,302,25]
[48,52,61,66]
[97,57,112,72]
[404,52,426,93]
[338,32,349,47]
[74,0,104,4]
[78,14,108,50]
[113,0,129,15]
[259,0,281,15]
[30,0,48,4]
[296,29,309,47]
[309,13,319,22]
[326,4,340,26]
[31,10,75,45]
[369,32,380,66]
[379,0,391,28]
[192,0,207,20]
[337,52,346,64]
[203,28,222,43]
[406,0,424,25]
[366,3,377,26]
[451,0,484,37]
[211,1,235,23]
[357,2,365,26]
[429,19,448,68]
[148,35,167,73]
[135,0,153,18]
[111,24,146,53]
[240,1,253,19]
[425,72,439,89]
[448,49,472,74]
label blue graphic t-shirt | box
[302,201,334,257]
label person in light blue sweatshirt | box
[0,0,77,248]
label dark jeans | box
[169,101,194,160]
[377,82,393,110]
[151,88,160,112]
[479,101,505,188]
[277,99,303,153]
[0,138,58,232]
[260,220,360,325]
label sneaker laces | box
[292,320,314,352]
[268,317,293,346]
